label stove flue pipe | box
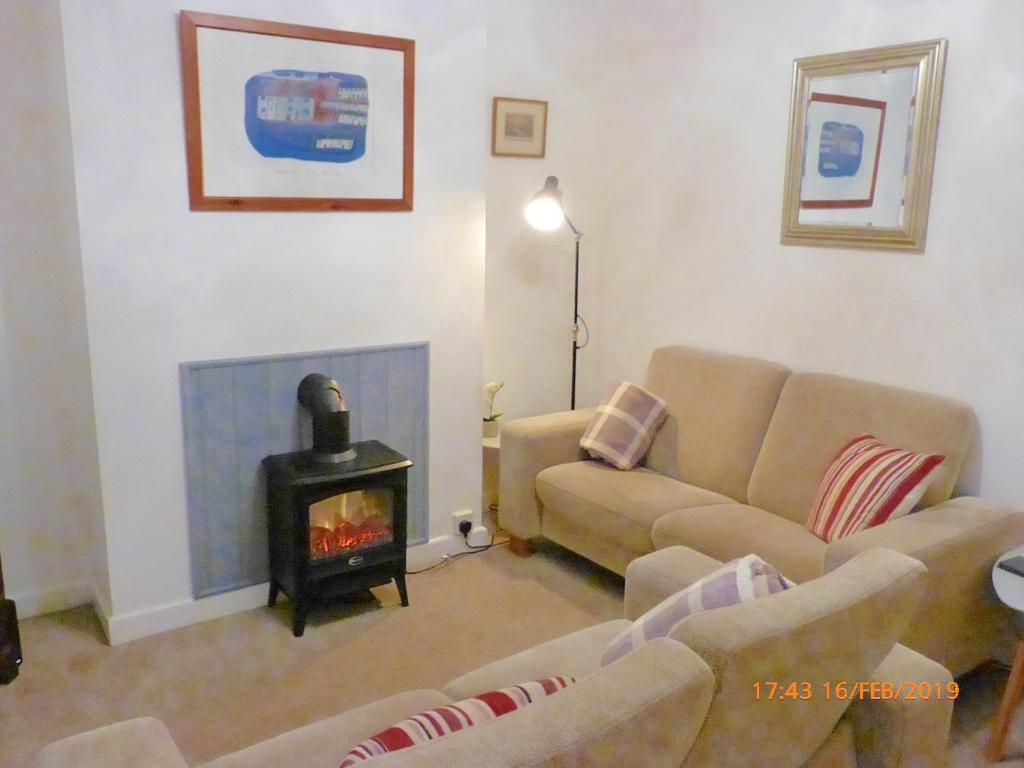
[297,373,357,463]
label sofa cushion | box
[602,554,791,666]
[748,372,972,524]
[642,345,791,502]
[201,690,452,768]
[651,504,825,584]
[537,461,733,554]
[444,620,631,700]
[806,434,946,542]
[339,677,574,766]
[580,382,668,469]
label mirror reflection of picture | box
[801,93,886,211]
[798,67,917,229]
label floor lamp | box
[524,176,584,410]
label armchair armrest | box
[824,496,1024,676]
[38,717,188,768]
[498,408,594,539]
[846,643,954,768]
[623,546,723,620]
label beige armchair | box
[445,547,951,768]
[623,546,953,768]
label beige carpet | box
[0,541,1021,767]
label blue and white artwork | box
[244,70,368,163]
[817,121,863,177]
[800,92,886,211]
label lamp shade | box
[524,176,566,231]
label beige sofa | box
[500,344,1024,676]
[38,549,950,768]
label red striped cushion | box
[806,434,945,543]
[339,677,574,766]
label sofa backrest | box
[369,639,715,768]
[670,548,927,768]
[643,345,790,503]
[747,372,973,523]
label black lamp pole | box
[524,176,583,411]
[566,218,582,410]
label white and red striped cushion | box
[806,434,945,542]
[339,677,574,766]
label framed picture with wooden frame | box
[492,97,547,158]
[179,10,415,212]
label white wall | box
[487,0,1024,505]
[485,1,624,421]
[0,0,107,617]
[59,0,486,630]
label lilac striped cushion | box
[580,382,668,470]
[601,554,792,666]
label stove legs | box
[268,578,305,636]
[292,601,308,638]
[395,572,409,607]
[276,566,409,638]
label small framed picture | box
[491,97,547,158]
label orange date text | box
[752,680,959,701]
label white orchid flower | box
[483,381,505,420]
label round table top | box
[993,545,1024,613]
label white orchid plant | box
[483,381,505,422]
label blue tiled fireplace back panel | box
[180,343,429,598]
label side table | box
[986,545,1024,761]
[482,435,500,525]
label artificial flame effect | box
[308,488,393,560]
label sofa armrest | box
[846,643,954,768]
[824,496,1024,676]
[498,409,594,539]
[38,717,188,768]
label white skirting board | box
[97,535,461,645]
[6,582,94,620]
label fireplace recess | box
[264,440,411,636]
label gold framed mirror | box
[780,39,947,251]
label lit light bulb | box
[524,196,565,231]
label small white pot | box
[483,419,500,438]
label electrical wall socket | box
[451,509,475,536]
